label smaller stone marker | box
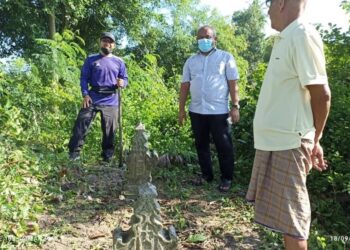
[113,182,178,249]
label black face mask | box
[101,47,112,55]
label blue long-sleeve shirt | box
[80,53,128,106]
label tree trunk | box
[48,13,56,39]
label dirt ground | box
[31,163,263,250]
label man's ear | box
[278,0,286,11]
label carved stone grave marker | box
[114,124,177,249]
[113,183,177,249]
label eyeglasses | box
[266,0,272,8]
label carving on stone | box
[113,183,178,249]
[123,123,153,197]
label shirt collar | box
[198,47,217,56]
[279,17,305,39]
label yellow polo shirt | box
[254,18,328,151]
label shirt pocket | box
[205,75,228,101]
[190,63,204,80]
[211,62,226,75]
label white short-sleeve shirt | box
[182,49,240,114]
[254,18,328,151]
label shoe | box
[191,176,213,186]
[69,152,80,161]
[102,156,112,163]
[218,179,232,193]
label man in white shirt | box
[179,25,240,192]
[246,0,331,249]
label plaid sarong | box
[246,139,314,239]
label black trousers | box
[68,105,119,159]
[189,111,234,181]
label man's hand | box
[117,78,124,87]
[82,95,92,108]
[230,108,240,124]
[311,141,328,172]
[178,109,187,126]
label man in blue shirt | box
[68,32,128,162]
[179,25,240,192]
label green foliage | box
[128,0,202,80]
[187,233,207,243]
[121,54,193,155]
[32,30,86,85]
[232,0,266,74]
[0,0,47,56]
[341,0,350,13]
[0,140,45,239]
[0,31,84,242]
[0,0,166,56]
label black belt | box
[90,86,117,94]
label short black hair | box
[198,25,216,37]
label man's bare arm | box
[307,84,331,171]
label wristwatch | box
[232,104,240,110]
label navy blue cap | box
[100,32,115,42]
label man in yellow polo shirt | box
[246,0,331,249]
